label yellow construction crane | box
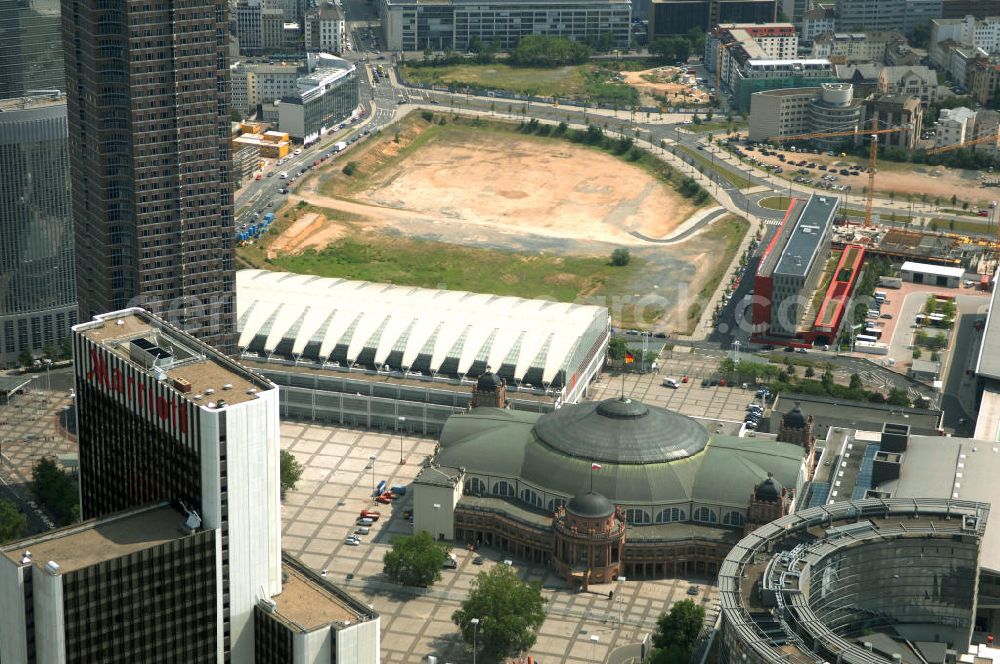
[767,126,909,227]
[925,127,1000,155]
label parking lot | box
[588,349,765,426]
[280,415,724,663]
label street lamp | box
[470,617,480,664]
[398,416,406,464]
[590,634,599,664]
[43,358,52,395]
[618,576,627,624]
[368,455,377,501]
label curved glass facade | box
[0,97,77,365]
[807,538,979,639]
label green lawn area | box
[685,216,750,331]
[263,236,637,303]
[403,63,590,98]
[685,121,747,135]
[676,145,750,189]
[758,196,793,211]
[400,61,640,104]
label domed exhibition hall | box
[413,379,812,585]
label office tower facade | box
[72,309,281,661]
[0,95,77,367]
[0,0,66,98]
[63,0,237,353]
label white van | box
[279,171,288,179]
[662,377,679,388]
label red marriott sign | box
[86,348,190,434]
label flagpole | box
[591,463,594,492]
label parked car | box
[662,377,679,388]
[355,527,370,535]
[473,556,485,565]
[360,510,381,521]
[344,537,360,546]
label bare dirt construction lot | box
[743,138,997,205]
[255,114,747,333]
[312,119,697,246]
[621,66,711,107]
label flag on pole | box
[592,462,602,470]
[624,352,635,364]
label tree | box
[804,366,815,378]
[280,450,303,499]
[611,247,631,266]
[17,349,33,367]
[0,499,26,543]
[849,373,863,390]
[821,369,835,391]
[342,161,359,176]
[608,337,629,362]
[453,564,546,659]
[32,457,78,525]
[887,388,910,407]
[383,531,450,587]
[652,599,705,654]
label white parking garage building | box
[235,270,610,432]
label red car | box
[375,492,393,504]
[359,509,381,521]
[254,174,262,180]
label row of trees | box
[509,36,592,67]
[719,357,912,406]
[648,37,691,65]
[0,499,26,543]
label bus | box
[856,334,878,344]
[864,327,882,339]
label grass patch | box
[929,217,995,235]
[401,61,642,105]
[267,236,638,303]
[680,216,750,334]
[758,196,793,211]
[685,121,747,134]
[676,144,749,189]
[403,63,590,98]
[807,251,841,319]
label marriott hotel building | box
[0,309,379,663]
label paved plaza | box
[588,351,757,425]
[280,420,721,664]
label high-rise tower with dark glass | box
[62,0,237,353]
[0,0,77,367]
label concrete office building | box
[706,23,798,77]
[801,6,836,41]
[834,0,937,34]
[277,57,359,141]
[731,58,837,112]
[380,0,632,51]
[231,61,303,115]
[73,309,282,661]
[810,31,908,63]
[0,94,77,367]
[304,4,347,53]
[752,195,837,340]
[864,94,924,148]
[748,83,865,146]
[936,106,978,146]
[64,0,237,352]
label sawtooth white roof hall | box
[236,270,610,403]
